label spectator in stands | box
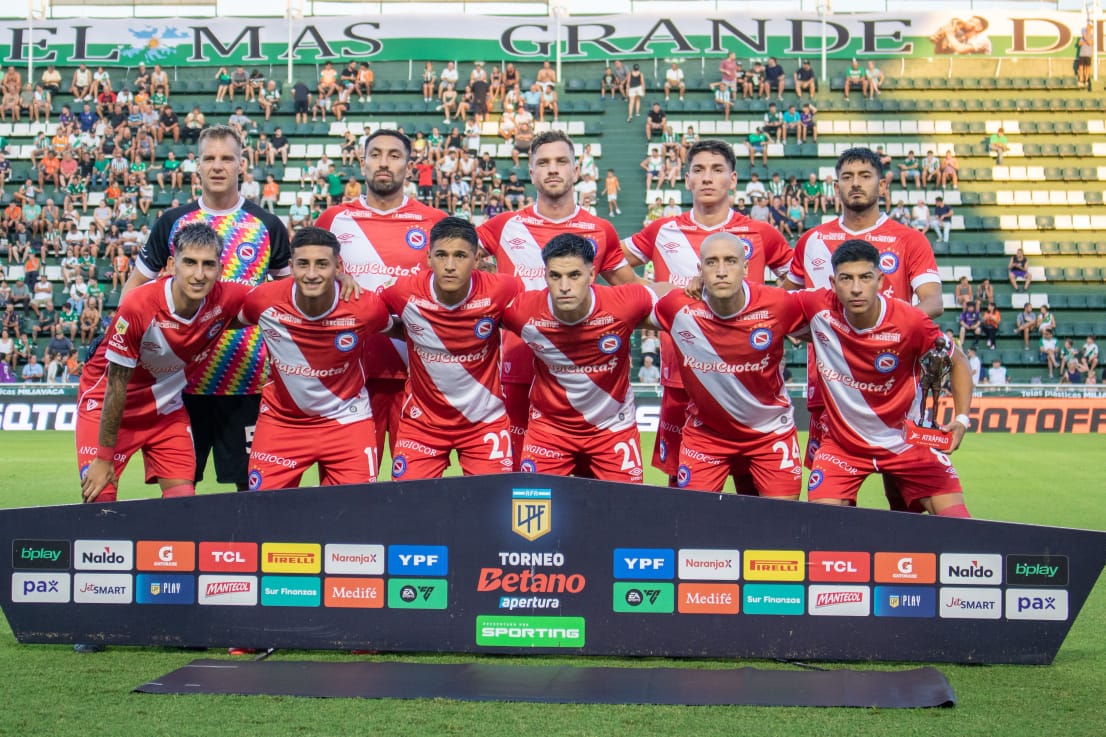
[1,303,19,335]
[600,66,619,100]
[21,353,43,382]
[1037,303,1056,334]
[626,64,645,122]
[40,65,61,101]
[1039,328,1060,378]
[747,126,768,168]
[966,346,982,385]
[719,52,739,95]
[610,60,629,99]
[664,62,686,102]
[637,354,660,384]
[1015,302,1037,348]
[763,56,785,100]
[938,150,960,190]
[0,329,11,366]
[256,80,281,121]
[641,147,664,192]
[763,103,784,143]
[355,62,374,102]
[1078,23,1095,89]
[910,199,930,231]
[317,62,339,99]
[150,65,170,99]
[78,298,100,345]
[438,61,459,98]
[768,195,797,237]
[989,127,1008,165]
[921,150,940,189]
[645,102,666,140]
[536,60,557,91]
[709,81,732,122]
[800,172,821,214]
[863,61,884,99]
[744,171,766,201]
[225,66,247,101]
[0,85,20,122]
[1059,354,1090,385]
[843,59,863,100]
[750,195,771,223]
[288,195,310,231]
[157,104,180,144]
[954,275,973,309]
[794,59,817,98]
[889,199,909,225]
[748,60,768,99]
[288,80,310,126]
[958,302,983,348]
[239,171,260,204]
[575,172,598,211]
[419,61,437,102]
[539,83,558,123]
[46,324,74,360]
[661,149,682,188]
[69,64,93,101]
[512,113,534,168]
[1008,246,1031,291]
[30,276,52,319]
[781,104,803,143]
[974,277,994,310]
[932,196,953,243]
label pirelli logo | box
[260,543,321,574]
[743,550,805,582]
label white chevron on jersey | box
[625,221,701,287]
[104,318,187,416]
[328,209,416,292]
[402,302,505,424]
[497,218,549,289]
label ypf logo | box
[874,352,899,373]
[236,243,257,263]
[598,334,622,354]
[878,252,899,274]
[739,237,754,260]
[405,228,428,250]
[206,319,225,339]
[335,331,358,352]
[473,318,495,340]
[676,465,691,488]
[391,455,408,478]
[749,328,772,351]
[247,470,263,490]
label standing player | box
[123,125,291,491]
[792,241,972,517]
[382,217,522,479]
[502,234,669,482]
[77,223,252,503]
[622,139,793,484]
[237,227,392,490]
[478,130,639,462]
[315,129,447,463]
[784,147,943,510]
[652,233,803,497]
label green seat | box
[1082,268,1103,283]
[1062,167,1081,181]
[1076,242,1097,256]
[1001,350,1023,365]
[1044,167,1063,180]
[1036,216,1055,230]
[1067,295,1089,309]
[985,242,1007,256]
[976,191,997,205]
[1087,294,1106,308]
[1085,191,1103,205]
[1063,268,1084,282]
[1059,242,1080,255]
[1037,144,1059,157]
[1058,144,1078,157]
[1070,322,1095,337]
[1044,267,1065,282]
[1040,241,1061,255]
[1048,294,1069,308]
[980,216,1000,230]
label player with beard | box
[783,147,943,512]
[478,130,640,464]
[315,129,447,466]
[623,138,792,485]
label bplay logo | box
[612,582,674,613]
[135,574,195,605]
[198,542,258,573]
[743,550,805,582]
[677,549,740,581]
[743,584,804,615]
[808,552,870,583]
[73,573,133,604]
[938,587,1002,619]
[12,540,70,570]
[324,577,384,608]
[939,554,1002,585]
[475,615,585,648]
[873,586,936,618]
[261,543,321,574]
[136,541,196,572]
[387,545,449,576]
[1006,555,1069,587]
[388,578,448,609]
[874,552,936,584]
[11,572,71,603]
[807,586,870,616]
[324,544,385,575]
[261,576,321,607]
[677,583,741,614]
[613,548,675,580]
[74,540,133,571]
[1005,589,1069,621]
[197,575,258,606]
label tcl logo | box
[198,542,258,572]
[808,552,870,583]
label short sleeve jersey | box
[502,284,654,434]
[653,284,804,438]
[625,210,793,387]
[238,280,390,424]
[78,277,252,425]
[314,195,447,380]
[382,271,522,426]
[138,196,291,395]
[793,288,944,456]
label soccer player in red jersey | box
[382,217,522,479]
[653,233,803,497]
[784,147,943,511]
[315,129,447,463]
[623,139,792,483]
[477,130,639,463]
[77,223,252,503]
[237,227,392,490]
[502,233,670,483]
[791,240,972,517]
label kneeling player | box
[382,217,522,479]
[238,227,391,489]
[791,240,972,516]
[77,223,252,502]
[503,233,670,482]
[653,233,803,497]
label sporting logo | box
[334,331,358,352]
[474,317,496,340]
[388,546,449,576]
[247,469,263,490]
[657,438,668,462]
[878,251,899,274]
[11,573,71,603]
[324,577,384,608]
[136,541,195,572]
[675,465,691,488]
[597,334,622,354]
[392,455,408,478]
[74,540,133,571]
[748,328,772,351]
[874,352,899,373]
[113,316,129,335]
[511,488,551,541]
[12,540,70,570]
[939,587,1002,619]
[324,544,385,575]
[476,615,585,647]
[405,227,428,250]
[236,243,257,263]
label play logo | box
[12,540,70,570]
[873,586,936,618]
[1005,555,1068,587]
[135,574,195,605]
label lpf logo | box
[511,488,551,541]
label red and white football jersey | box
[502,284,654,433]
[625,211,792,387]
[382,271,521,426]
[789,214,940,410]
[653,284,803,439]
[238,280,391,424]
[315,196,447,380]
[478,205,628,384]
[793,288,943,456]
[78,277,251,425]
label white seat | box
[1030,190,1049,205]
[832,120,850,135]
[699,121,717,134]
[1003,240,1022,255]
[935,120,953,134]
[44,265,62,282]
[1054,214,1073,230]
[867,121,884,134]
[567,121,585,136]
[1093,142,1106,157]
[732,121,751,135]
[1067,190,1085,205]
[992,166,1010,180]
[715,121,734,134]
[1026,166,1045,181]
[942,190,961,206]
[1011,292,1030,309]
[817,143,836,157]
[1072,215,1092,230]
[996,190,1015,205]
[1020,240,1041,255]
[848,120,867,135]
[277,191,297,206]
[1089,215,1106,229]
[282,166,302,182]
[941,292,958,309]
[1028,292,1049,308]
[1013,190,1032,205]
[324,144,341,157]
[815,120,833,135]
[999,215,1019,230]
[917,121,935,135]
[938,266,955,281]
[900,120,919,135]
[883,121,901,134]
[347,122,365,135]
[287,144,307,159]
[1048,191,1068,205]
[952,265,973,281]
[1007,167,1028,181]
[328,122,347,136]
[480,121,499,136]
[305,144,324,158]
[886,143,904,157]
[1017,214,1037,230]
[1087,120,1105,135]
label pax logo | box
[387,545,449,576]
[74,540,134,571]
[807,585,870,616]
[874,553,936,583]
[677,549,740,581]
[1005,589,1069,621]
[324,544,385,575]
[12,540,71,570]
[677,583,741,614]
[613,548,675,580]
[940,554,1002,585]
[808,552,870,582]
[136,541,196,572]
[199,542,258,572]
[197,575,258,606]
[743,550,805,582]
[324,577,385,608]
[11,573,71,603]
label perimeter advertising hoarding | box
[2,475,1103,664]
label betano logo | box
[743,550,805,581]
[261,543,321,574]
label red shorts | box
[391,411,514,480]
[368,378,405,458]
[807,437,963,507]
[247,415,378,490]
[75,407,196,503]
[520,418,644,484]
[803,405,828,470]
[503,382,530,466]
[651,384,688,476]
[677,421,802,498]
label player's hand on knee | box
[80,459,116,503]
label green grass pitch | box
[0,430,1103,737]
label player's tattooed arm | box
[80,361,134,502]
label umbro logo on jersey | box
[85,399,99,411]
[336,232,354,242]
[659,241,683,253]
[875,352,899,373]
[878,252,900,274]
[676,330,696,344]
[811,258,827,269]
[408,323,426,335]
[506,237,528,250]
